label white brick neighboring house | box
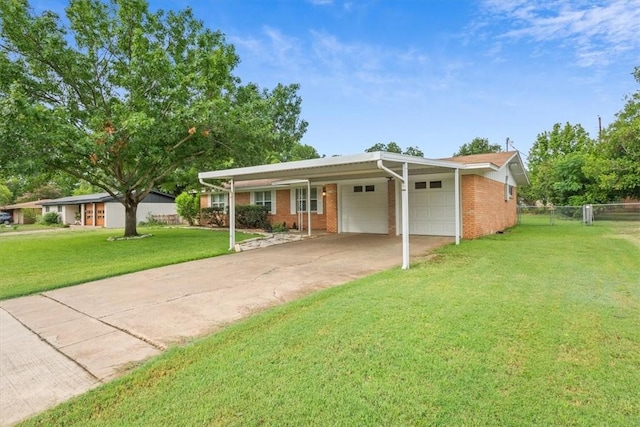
[39,190,177,228]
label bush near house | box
[200,206,270,229]
[175,192,200,226]
[201,207,226,227]
[235,205,269,229]
[41,212,60,225]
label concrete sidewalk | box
[0,233,453,426]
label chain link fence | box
[518,203,640,225]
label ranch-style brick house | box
[198,151,528,268]
[39,190,177,228]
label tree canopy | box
[592,66,640,200]
[452,137,502,157]
[0,0,307,235]
[524,123,597,205]
[365,142,424,157]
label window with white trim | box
[210,193,227,209]
[296,188,318,212]
[254,191,272,211]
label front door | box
[95,203,105,227]
[84,203,94,226]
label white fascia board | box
[378,152,463,169]
[507,154,530,186]
[199,151,466,182]
[198,152,384,180]
[458,162,500,171]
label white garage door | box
[409,178,455,236]
[340,182,388,234]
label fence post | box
[582,204,593,225]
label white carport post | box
[229,179,235,250]
[273,179,312,236]
[454,168,460,245]
[306,180,311,237]
[377,160,410,270]
[198,178,236,251]
[401,162,409,269]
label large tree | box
[591,66,640,200]
[365,142,424,157]
[525,123,596,205]
[0,0,307,236]
[452,137,502,157]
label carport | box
[199,151,464,269]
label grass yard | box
[20,220,640,426]
[0,224,61,233]
[0,227,258,300]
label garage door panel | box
[409,178,455,236]
[340,183,388,234]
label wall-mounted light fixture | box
[322,186,326,196]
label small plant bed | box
[106,233,153,241]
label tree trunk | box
[124,202,139,237]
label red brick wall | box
[461,175,517,239]
[200,195,209,209]
[387,179,396,236]
[235,192,250,205]
[325,184,338,233]
[268,189,327,231]
[200,190,329,230]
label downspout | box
[454,168,460,245]
[199,178,235,251]
[377,160,410,270]
[307,180,311,237]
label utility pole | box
[505,137,510,151]
[598,115,602,140]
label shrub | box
[41,212,60,225]
[23,209,38,224]
[271,222,288,233]
[235,205,269,229]
[139,212,164,227]
[175,192,200,226]
[201,207,226,227]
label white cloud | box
[479,0,640,66]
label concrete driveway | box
[0,233,453,426]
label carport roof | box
[199,150,529,185]
[200,151,474,183]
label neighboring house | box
[39,191,177,228]
[1,200,51,224]
[198,151,529,243]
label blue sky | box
[43,0,640,162]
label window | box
[254,191,272,211]
[429,181,442,189]
[354,186,363,193]
[210,193,227,209]
[505,184,514,201]
[365,185,375,192]
[57,206,63,213]
[45,206,50,213]
[415,181,427,190]
[296,188,318,212]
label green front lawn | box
[20,220,640,426]
[0,227,257,300]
